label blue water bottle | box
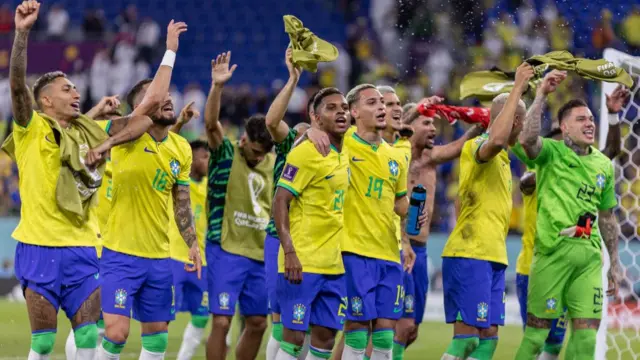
[406,184,427,236]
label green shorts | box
[528,240,603,320]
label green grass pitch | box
[0,300,637,359]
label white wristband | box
[161,50,176,68]
[607,113,619,126]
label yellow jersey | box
[342,132,408,263]
[105,132,192,258]
[277,141,350,274]
[442,133,512,265]
[96,158,113,257]
[391,138,412,249]
[516,187,536,275]
[10,112,107,247]
[169,177,208,266]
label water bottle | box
[406,184,427,236]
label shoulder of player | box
[289,140,321,161]
[165,132,192,158]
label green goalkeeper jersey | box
[511,139,617,254]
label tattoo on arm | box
[519,93,545,159]
[599,209,620,272]
[173,184,197,248]
[572,318,601,330]
[105,116,131,136]
[10,31,33,126]
[526,313,553,329]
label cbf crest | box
[404,295,415,313]
[218,292,230,310]
[596,174,606,189]
[114,289,127,309]
[388,160,399,177]
[546,298,557,313]
[477,302,488,321]
[170,159,181,177]
[292,304,306,324]
[351,296,363,316]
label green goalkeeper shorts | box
[528,240,603,320]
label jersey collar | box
[352,132,379,152]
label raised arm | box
[173,184,202,279]
[170,101,199,134]
[266,48,301,142]
[602,85,630,159]
[429,124,485,165]
[85,114,154,167]
[518,70,567,159]
[599,208,621,297]
[10,1,40,126]
[477,63,534,162]
[273,187,302,284]
[205,51,237,150]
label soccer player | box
[512,77,628,360]
[7,2,158,359]
[393,100,484,360]
[93,20,202,360]
[272,87,351,360]
[264,49,313,360]
[164,140,210,360]
[204,51,275,360]
[440,62,533,360]
[339,84,411,360]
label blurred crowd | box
[0,0,639,238]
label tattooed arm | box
[519,70,567,159]
[599,209,621,297]
[10,30,33,127]
[173,184,197,248]
[518,92,545,159]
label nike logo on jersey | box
[568,164,578,168]
[352,157,365,162]
[325,174,335,180]
[593,308,601,314]
[144,146,157,154]
[44,135,55,144]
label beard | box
[152,115,177,126]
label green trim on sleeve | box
[105,120,113,135]
[13,111,35,128]
[396,190,407,197]
[277,183,300,197]
[176,180,190,186]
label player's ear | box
[350,107,358,120]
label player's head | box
[313,87,349,137]
[293,122,311,142]
[127,79,176,126]
[306,91,319,126]
[402,104,436,149]
[241,114,273,167]
[557,99,595,146]
[190,140,210,178]
[33,71,81,121]
[403,102,417,114]
[377,86,402,133]
[346,84,386,131]
[490,93,527,145]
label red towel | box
[417,103,491,129]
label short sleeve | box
[275,128,297,155]
[12,111,40,136]
[470,134,488,164]
[599,161,617,210]
[528,138,555,166]
[395,154,408,197]
[277,144,317,197]
[176,144,193,186]
[510,142,536,168]
[209,137,234,163]
[95,120,112,135]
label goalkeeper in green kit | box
[511,69,629,360]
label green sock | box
[272,322,283,342]
[280,340,302,358]
[392,341,405,360]
[543,342,563,355]
[445,335,479,358]
[102,337,125,355]
[364,356,370,360]
[515,327,550,360]
[469,337,498,360]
